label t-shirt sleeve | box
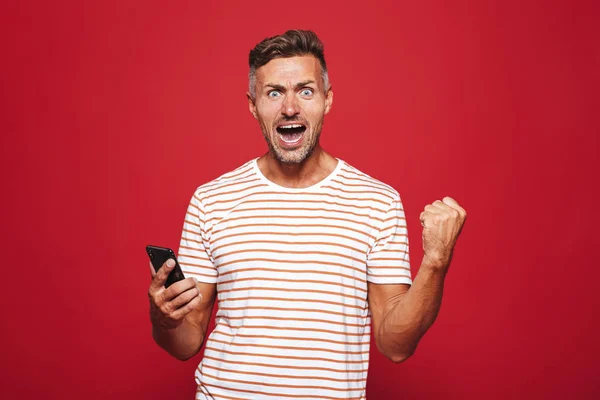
[177,192,218,284]
[366,195,412,285]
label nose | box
[281,93,300,117]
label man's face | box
[248,56,333,164]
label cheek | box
[304,103,326,124]
[257,114,276,135]
[257,103,280,122]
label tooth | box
[279,124,304,129]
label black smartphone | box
[146,245,185,288]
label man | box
[148,30,466,399]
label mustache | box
[273,117,308,127]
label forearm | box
[152,316,205,361]
[377,259,448,362]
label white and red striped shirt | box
[178,158,412,400]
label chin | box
[274,152,305,164]
[263,129,318,164]
[274,145,316,164]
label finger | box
[424,204,442,214]
[420,211,432,227]
[163,277,198,302]
[442,196,467,217]
[431,200,452,211]
[150,259,175,291]
[170,296,203,320]
[441,196,460,210]
[431,201,460,220]
[170,285,202,310]
[149,261,156,278]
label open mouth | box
[276,123,307,144]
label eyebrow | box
[264,80,316,91]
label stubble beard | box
[260,118,324,165]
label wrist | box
[152,319,183,340]
[422,253,451,271]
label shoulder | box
[336,160,401,203]
[191,159,260,204]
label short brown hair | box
[248,30,329,98]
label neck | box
[257,145,338,189]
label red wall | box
[1,1,598,399]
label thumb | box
[419,211,428,230]
[150,258,175,290]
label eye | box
[300,88,314,96]
[267,90,281,98]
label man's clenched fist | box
[419,196,467,270]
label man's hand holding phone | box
[148,259,203,330]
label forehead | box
[256,55,322,86]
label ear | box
[247,92,258,120]
[324,87,333,115]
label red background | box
[1,1,599,399]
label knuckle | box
[168,296,180,309]
[185,277,197,289]
[186,297,199,310]
[160,303,171,315]
[154,275,165,286]
[191,297,202,309]
[185,289,196,301]
[168,313,179,323]
[185,301,196,313]
[148,290,160,304]
[177,305,191,318]
[178,292,191,306]
[186,289,197,301]
[193,295,202,305]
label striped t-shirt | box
[178,157,412,400]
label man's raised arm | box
[368,196,467,363]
